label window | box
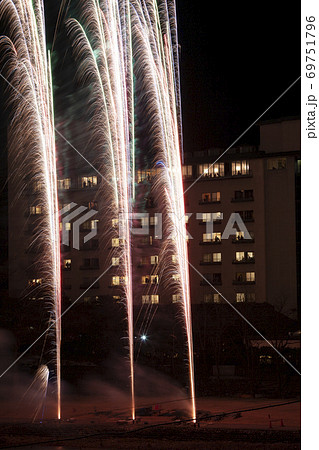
[213,293,220,303]
[112,257,120,266]
[182,165,192,178]
[172,294,181,303]
[30,206,42,215]
[112,218,118,228]
[65,222,71,231]
[91,220,99,230]
[203,293,220,303]
[172,255,177,263]
[28,278,42,287]
[142,276,149,285]
[150,216,158,226]
[201,193,211,203]
[112,276,127,285]
[212,273,222,284]
[137,168,159,183]
[267,158,287,170]
[203,253,212,263]
[172,274,180,281]
[236,293,245,302]
[212,192,221,202]
[112,238,119,247]
[142,294,159,304]
[236,252,245,261]
[142,295,150,304]
[151,255,159,265]
[151,295,159,304]
[203,232,221,242]
[151,275,159,284]
[202,213,212,222]
[139,257,148,266]
[81,176,98,187]
[213,252,222,262]
[198,163,224,177]
[88,201,98,209]
[63,259,71,269]
[246,272,255,282]
[58,178,71,189]
[112,276,120,286]
[235,231,254,241]
[140,216,149,227]
[232,160,250,176]
[247,251,254,260]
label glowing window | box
[63,259,71,269]
[151,295,159,304]
[65,222,71,231]
[112,238,119,247]
[112,276,120,286]
[211,192,221,202]
[142,295,150,304]
[151,275,159,284]
[232,160,250,176]
[112,218,118,228]
[58,178,71,189]
[202,213,212,223]
[142,276,150,284]
[213,252,222,262]
[112,257,119,266]
[172,294,181,303]
[182,165,192,178]
[28,278,42,287]
[29,206,42,215]
[236,252,245,261]
[151,255,159,265]
[246,272,255,282]
[81,176,98,187]
[267,158,287,170]
[236,293,245,302]
[203,253,212,263]
[150,216,158,226]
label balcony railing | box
[232,237,255,244]
[199,261,222,265]
[232,280,255,285]
[200,279,222,286]
[231,197,254,202]
[232,258,255,264]
[200,239,222,245]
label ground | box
[0,396,300,449]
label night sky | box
[176,0,301,151]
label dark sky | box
[176,0,301,151]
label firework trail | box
[0,0,61,419]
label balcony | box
[231,197,254,203]
[198,220,222,225]
[232,257,255,264]
[199,199,221,205]
[233,280,255,285]
[200,239,222,245]
[199,261,222,266]
[232,237,255,244]
[200,279,222,286]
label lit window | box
[267,158,287,170]
[213,252,222,262]
[150,216,158,226]
[113,295,121,302]
[151,275,159,284]
[211,192,221,202]
[203,233,212,242]
[203,293,212,303]
[172,274,180,281]
[184,215,189,224]
[203,253,212,263]
[201,193,211,203]
[81,176,98,187]
[198,163,224,177]
[213,232,221,242]
[202,213,212,222]
[28,278,42,287]
[112,218,119,228]
[213,294,220,303]
[232,160,250,176]
[112,276,120,286]
[236,293,245,302]
[142,276,150,284]
[236,252,245,261]
[182,165,192,178]
[91,220,99,230]
[112,257,120,266]
[150,255,159,265]
[151,295,159,304]
[142,295,150,304]
[65,222,71,231]
[247,251,254,260]
[88,201,98,209]
[58,178,71,189]
[246,272,255,282]
[141,216,149,227]
[63,259,71,269]
[172,255,177,263]
[112,238,119,247]
[172,294,181,303]
[29,206,42,215]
